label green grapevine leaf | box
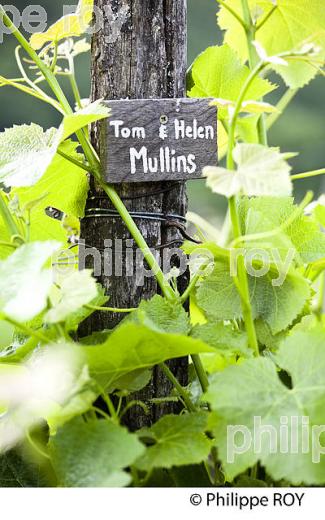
[191,322,250,358]
[204,144,292,197]
[46,365,97,433]
[135,295,191,335]
[49,418,145,487]
[0,225,10,259]
[0,343,93,451]
[206,326,325,484]
[188,43,276,159]
[237,114,260,144]
[255,319,288,352]
[135,413,211,471]
[62,100,110,141]
[1,101,109,189]
[14,140,88,244]
[0,337,39,365]
[30,0,94,50]
[239,196,325,263]
[64,286,108,333]
[0,450,48,487]
[83,322,215,391]
[0,241,59,322]
[111,368,152,394]
[196,259,310,334]
[188,44,276,115]
[314,205,325,228]
[45,270,99,324]
[0,124,59,188]
[218,1,325,88]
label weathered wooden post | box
[80,0,217,429]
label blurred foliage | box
[0,0,324,222]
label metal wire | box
[84,208,188,224]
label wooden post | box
[80,0,188,429]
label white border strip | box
[0,488,321,520]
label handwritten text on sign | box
[101,98,217,183]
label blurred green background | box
[0,1,324,222]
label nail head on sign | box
[160,114,169,124]
[100,98,218,183]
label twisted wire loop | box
[46,178,202,253]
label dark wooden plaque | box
[100,98,217,183]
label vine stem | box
[225,46,305,355]
[120,400,149,420]
[57,149,91,173]
[225,37,266,357]
[159,363,197,413]
[0,74,64,113]
[26,431,51,460]
[227,62,265,165]
[228,197,259,356]
[256,4,278,31]
[191,355,210,394]
[15,45,63,114]
[50,41,58,72]
[67,54,83,109]
[291,168,325,181]
[241,0,268,145]
[224,45,314,356]
[92,405,112,421]
[85,304,137,313]
[95,383,119,423]
[0,8,72,115]
[240,0,256,68]
[224,0,283,355]
[180,260,212,304]
[69,73,83,109]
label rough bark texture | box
[80,0,188,430]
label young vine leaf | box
[135,413,212,471]
[44,270,100,324]
[195,259,311,334]
[0,343,92,450]
[0,101,109,188]
[49,417,145,487]
[13,140,89,243]
[218,0,325,88]
[83,321,215,392]
[239,196,325,263]
[0,125,59,188]
[188,44,276,116]
[0,241,59,322]
[30,0,94,51]
[205,326,325,484]
[191,322,251,359]
[203,143,293,198]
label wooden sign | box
[100,98,217,183]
